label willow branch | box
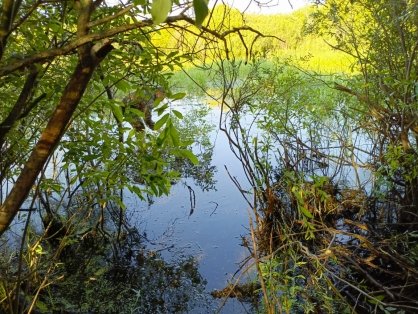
[0,0,22,60]
[88,4,135,28]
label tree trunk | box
[0,43,112,236]
[0,0,22,60]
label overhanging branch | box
[0,15,186,77]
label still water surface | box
[6,99,374,312]
[126,102,254,313]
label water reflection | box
[127,103,254,313]
[1,101,256,313]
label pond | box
[1,95,381,313]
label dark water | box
[125,103,254,313]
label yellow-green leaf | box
[172,109,183,119]
[169,124,180,146]
[110,103,124,123]
[299,205,313,219]
[171,92,186,100]
[154,113,170,130]
[151,0,172,24]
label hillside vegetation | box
[155,5,353,74]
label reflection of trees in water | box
[172,104,218,192]
[51,228,206,313]
[1,206,207,313]
[176,149,217,192]
[15,101,217,314]
[176,104,217,191]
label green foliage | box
[172,104,217,191]
[308,0,417,115]
[259,255,306,312]
[149,3,351,73]
[1,0,417,312]
[209,5,352,72]
[309,0,418,225]
[170,67,217,95]
[379,144,418,183]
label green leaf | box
[171,92,186,100]
[35,299,49,313]
[299,205,313,219]
[368,294,385,305]
[172,109,183,119]
[128,108,145,118]
[169,124,180,146]
[193,0,209,27]
[155,103,169,115]
[115,80,131,92]
[151,0,172,24]
[150,182,159,195]
[166,51,179,58]
[154,113,170,130]
[177,149,199,165]
[34,244,45,255]
[110,103,124,123]
[113,197,127,210]
[128,185,144,199]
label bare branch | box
[77,0,94,58]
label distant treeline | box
[153,5,353,73]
